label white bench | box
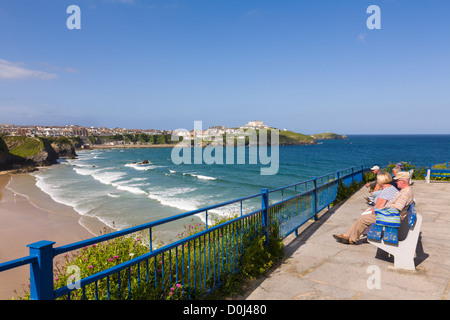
[367,203,422,270]
[425,168,450,183]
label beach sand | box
[0,172,110,300]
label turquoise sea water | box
[27,135,450,239]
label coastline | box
[0,172,111,300]
[85,140,317,150]
[88,143,176,149]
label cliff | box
[0,137,9,169]
[0,135,78,172]
[51,140,77,159]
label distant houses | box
[0,124,170,138]
[0,121,277,142]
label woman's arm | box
[370,197,387,214]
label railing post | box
[149,227,153,252]
[313,178,318,221]
[261,188,270,244]
[27,240,55,300]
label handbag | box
[374,207,400,228]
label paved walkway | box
[243,180,450,300]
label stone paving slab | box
[244,180,450,300]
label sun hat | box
[394,171,410,180]
[396,162,404,167]
[370,165,380,170]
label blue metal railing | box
[0,163,376,300]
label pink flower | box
[108,258,114,262]
[113,255,119,259]
[169,292,173,296]
[88,265,93,269]
[170,287,175,291]
[136,238,140,242]
[176,284,181,288]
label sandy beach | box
[0,171,110,300]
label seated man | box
[395,162,404,171]
[365,165,381,192]
[333,171,413,245]
[390,166,402,189]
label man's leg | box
[344,213,376,243]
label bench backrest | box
[430,169,450,174]
[398,202,416,241]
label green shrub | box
[333,180,362,206]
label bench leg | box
[368,214,422,271]
[393,252,416,271]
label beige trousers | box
[344,213,376,243]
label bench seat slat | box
[367,223,383,241]
[383,226,398,244]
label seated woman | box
[333,172,399,244]
[367,167,402,204]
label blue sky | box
[0,0,449,134]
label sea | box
[7,134,450,243]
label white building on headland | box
[240,121,270,130]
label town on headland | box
[0,121,346,172]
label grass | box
[278,130,315,145]
[8,137,43,158]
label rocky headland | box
[309,132,347,140]
[0,135,78,173]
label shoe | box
[333,234,354,245]
[333,234,349,244]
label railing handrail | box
[0,255,37,273]
[54,191,264,256]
